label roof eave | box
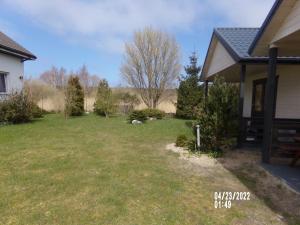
[200,30,241,81]
[200,32,215,81]
[0,48,37,61]
[0,44,36,60]
[241,57,300,64]
[248,0,283,55]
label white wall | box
[272,0,300,43]
[243,65,300,119]
[0,52,24,94]
[206,41,236,78]
[275,66,300,119]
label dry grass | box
[38,88,177,113]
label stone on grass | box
[132,120,143,125]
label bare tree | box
[58,67,68,88]
[40,66,68,89]
[90,75,100,89]
[77,65,90,111]
[121,27,181,109]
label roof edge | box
[214,29,241,61]
[200,32,215,81]
[248,0,283,55]
[200,29,241,81]
[0,44,36,60]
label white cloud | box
[204,0,275,27]
[1,0,199,53]
[1,0,275,53]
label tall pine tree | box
[176,52,203,119]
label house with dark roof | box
[0,31,36,98]
[201,0,300,165]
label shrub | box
[142,108,165,119]
[31,104,44,118]
[175,135,188,147]
[208,150,223,158]
[128,110,147,123]
[117,92,140,115]
[187,139,197,152]
[197,112,217,152]
[65,76,84,117]
[94,79,117,117]
[0,92,34,124]
[196,76,239,153]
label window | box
[0,73,6,93]
[254,83,264,112]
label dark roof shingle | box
[215,28,260,58]
[0,31,36,59]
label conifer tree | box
[65,76,84,117]
[94,79,117,118]
[176,52,203,119]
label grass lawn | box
[0,114,295,225]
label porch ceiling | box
[207,64,268,83]
[250,0,298,57]
[275,30,300,56]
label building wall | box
[272,0,300,43]
[275,66,300,119]
[0,52,24,95]
[243,65,300,119]
[206,41,236,78]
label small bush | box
[117,92,140,115]
[0,92,34,124]
[31,104,44,118]
[208,150,223,158]
[187,139,196,152]
[142,108,165,119]
[175,135,188,147]
[94,79,117,118]
[128,110,147,123]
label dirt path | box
[166,143,300,225]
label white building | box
[0,31,36,98]
[201,0,300,164]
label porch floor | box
[262,163,300,193]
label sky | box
[0,0,275,86]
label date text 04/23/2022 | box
[214,192,251,209]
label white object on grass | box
[132,120,142,125]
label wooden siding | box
[272,0,300,43]
[276,66,300,119]
[206,40,236,78]
[251,0,297,56]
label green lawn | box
[0,115,290,225]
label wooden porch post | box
[262,47,278,163]
[238,64,246,148]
